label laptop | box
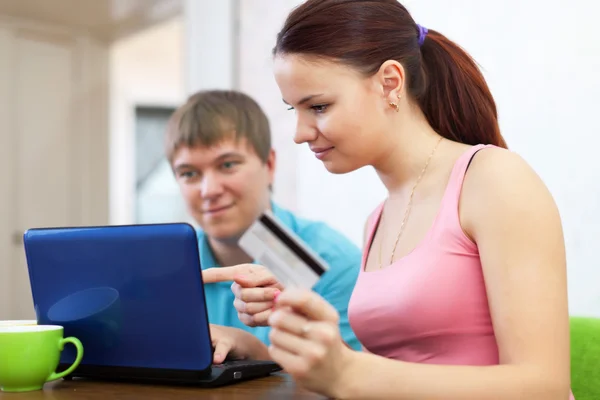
[22,223,282,387]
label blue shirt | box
[198,203,362,350]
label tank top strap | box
[360,202,385,272]
[442,144,496,211]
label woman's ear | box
[376,60,405,105]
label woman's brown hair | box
[273,0,507,148]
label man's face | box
[171,138,275,241]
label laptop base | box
[58,360,282,388]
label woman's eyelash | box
[286,104,329,113]
[311,104,328,113]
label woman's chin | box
[321,160,360,175]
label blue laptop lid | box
[23,223,213,372]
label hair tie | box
[416,24,428,46]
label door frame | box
[0,25,16,319]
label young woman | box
[228,0,575,399]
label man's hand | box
[209,324,269,364]
[203,264,284,327]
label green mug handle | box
[46,337,84,382]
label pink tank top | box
[348,145,574,399]
[348,144,499,365]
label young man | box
[165,90,362,363]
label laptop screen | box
[23,223,213,371]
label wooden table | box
[0,373,327,399]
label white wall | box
[109,16,185,225]
[183,0,237,93]
[238,0,600,317]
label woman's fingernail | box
[273,290,280,302]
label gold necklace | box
[378,136,443,269]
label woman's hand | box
[267,288,357,398]
[203,264,284,327]
[209,324,270,364]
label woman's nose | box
[294,118,318,144]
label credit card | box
[238,210,329,290]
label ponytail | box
[417,30,507,148]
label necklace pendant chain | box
[378,136,443,269]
